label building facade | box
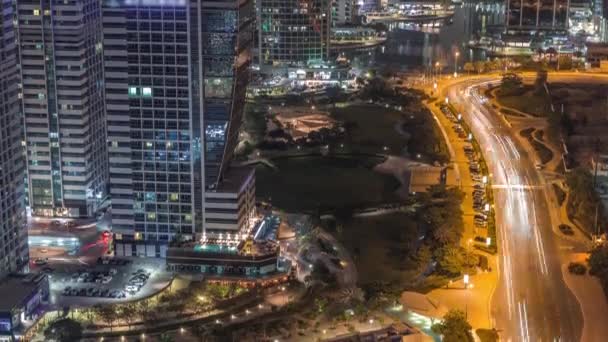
[16,0,108,218]
[506,0,570,30]
[333,0,355,25]
[0,0,28,276]
[257,0,331,66]
[102,0,254,257]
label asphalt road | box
[442,75,586,342]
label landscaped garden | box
[255,155,400,213]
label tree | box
[484,60,497,72]
[499,72,523,96]
[566,167,604,233]
[534,69,548,95]
[434,246,465,276]
[432,309,474,342]
[463,62,474,75]
[326,85,343,109]
[44,319,83,342]
[118,303,138,329]
[589,245,608,276]
[93,305,117,330]
[315,297,328,313]
[557,55,572,70]
[474,61,485,74]
[137,299,152,321]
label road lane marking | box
[492,184,544,190]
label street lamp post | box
[454,51,460,77]
[435,61,440,81]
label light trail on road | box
[445,78,582,341]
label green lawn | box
[256,155,400,212]
[497,87,552,117]
[331,104,406,154]
[331,104,448,163]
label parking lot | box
[49,258,173,306]
[441,104,490,231]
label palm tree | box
[463,62,474,75]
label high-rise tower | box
[16,0,108,218]
[257,0,331,65]
[506,0,570,30]
[103,0,255,257]
[0,0,28,275]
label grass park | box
[251,94,465,292]
[255,155,400,213]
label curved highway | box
[440,74,608,342]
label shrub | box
[559,224,574,236]
[568,262,587,275]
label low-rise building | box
[586,43,608,67]
[166,239,284,279]
[0,274,49,341]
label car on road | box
[50,220,61,228]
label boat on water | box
[363,8,454,24]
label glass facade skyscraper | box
[16,0,108,218]
[257,0,331,65]
[506,0,569,29]
[103,0,254,257]
[0,0,28,276]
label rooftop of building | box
[170,238,279,257]
[0,273,47,312]
[211,167,255,194]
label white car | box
[125,285,140,292]
[102,276,112,284]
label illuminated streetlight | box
[445,97,449,104]
[486,237,492,246]
[482,175,488,184]
[141,333,146,340]
[463,274,470,289]
[454,51,460,77]
[457,113,462,121]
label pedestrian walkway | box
[421,80,498,331]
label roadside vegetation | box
[324,185,474,294]
[519,127,554,164]
[34,282,249,337]
[432,309,474,342]
[589,245,608,296]
[566,167,605,235]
